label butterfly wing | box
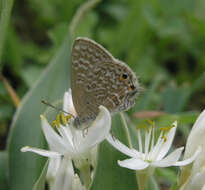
[71,37,138,128]
[71,38,113,122]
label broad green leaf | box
[0,151,9,190]
[32,160,49,190]
[91,114,138,190]
[7,35,71,190]
[21,65,44,87]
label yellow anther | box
[56,114,60,128]
[161,135,167,142]
[65,114,71,121]
[160,124,175,133]
[136,123,150,132]
[60,112,67,126]
[136,123,145,129]
[147,120,155,128]
[52,120,57,127]
[51,112,72,128]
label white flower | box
[183,110,205,159]
[179,110,205,190]
[107,121,200,171]
[48,157,85,190]
[21,89,111,161]
[46,157,61,188]
[21,89,111,189]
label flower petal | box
[72,174,86,190]
[41,115,68,154]
[148,132,163,160]
[174,147,201,166]
[63,89,77,116]
[192,149,205,176]
[57,125,74,149]
[78,106,111,152]
[156,121,177,160]
[54,157,75,190]
[191,110,205,131]
[106,134,141,158]
[188,167,205,190]
[21,146,61,157]
[47,157,61,180]
[184,110,205,159]
[118,158,149,170]
[152,147,184,167]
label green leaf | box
[21,65,44,87]
[156,168,177,184]
[91,114,138,190]
[169,182,178,190]
[0,0,14,63]
[134,75,163,111]
[32,160,49,190]
[161,85,191,113]
[7,35,72,190]
[0,151,9,190]
[146,176,159,190]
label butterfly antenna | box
[41,99,75,118]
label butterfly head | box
[116,62,140,111]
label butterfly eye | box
[122,73,128,79]
[130,85,135,90]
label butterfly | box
[71,37,140,129]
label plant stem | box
[136,167,154,190]
[137,172,148,190]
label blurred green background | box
[1,0,205,189]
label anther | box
[56,114,60,128]
[60,112,67,126]
[147,120,155,128]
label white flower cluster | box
[21,89,205,190]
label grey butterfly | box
[71,37,140,129]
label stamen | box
[144,129,151,159]
[159,124,175,142]
[160,124,175,133]
[136,123,150,133]
[60,112,67,126]
[51,112,72,128]
[65,114,72,121]
[52,120,57,127]
[150,124,155,151]
[137,130,143,153]
[161,136,167,142]
[147,120,155,128]
[56,114,60,128]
